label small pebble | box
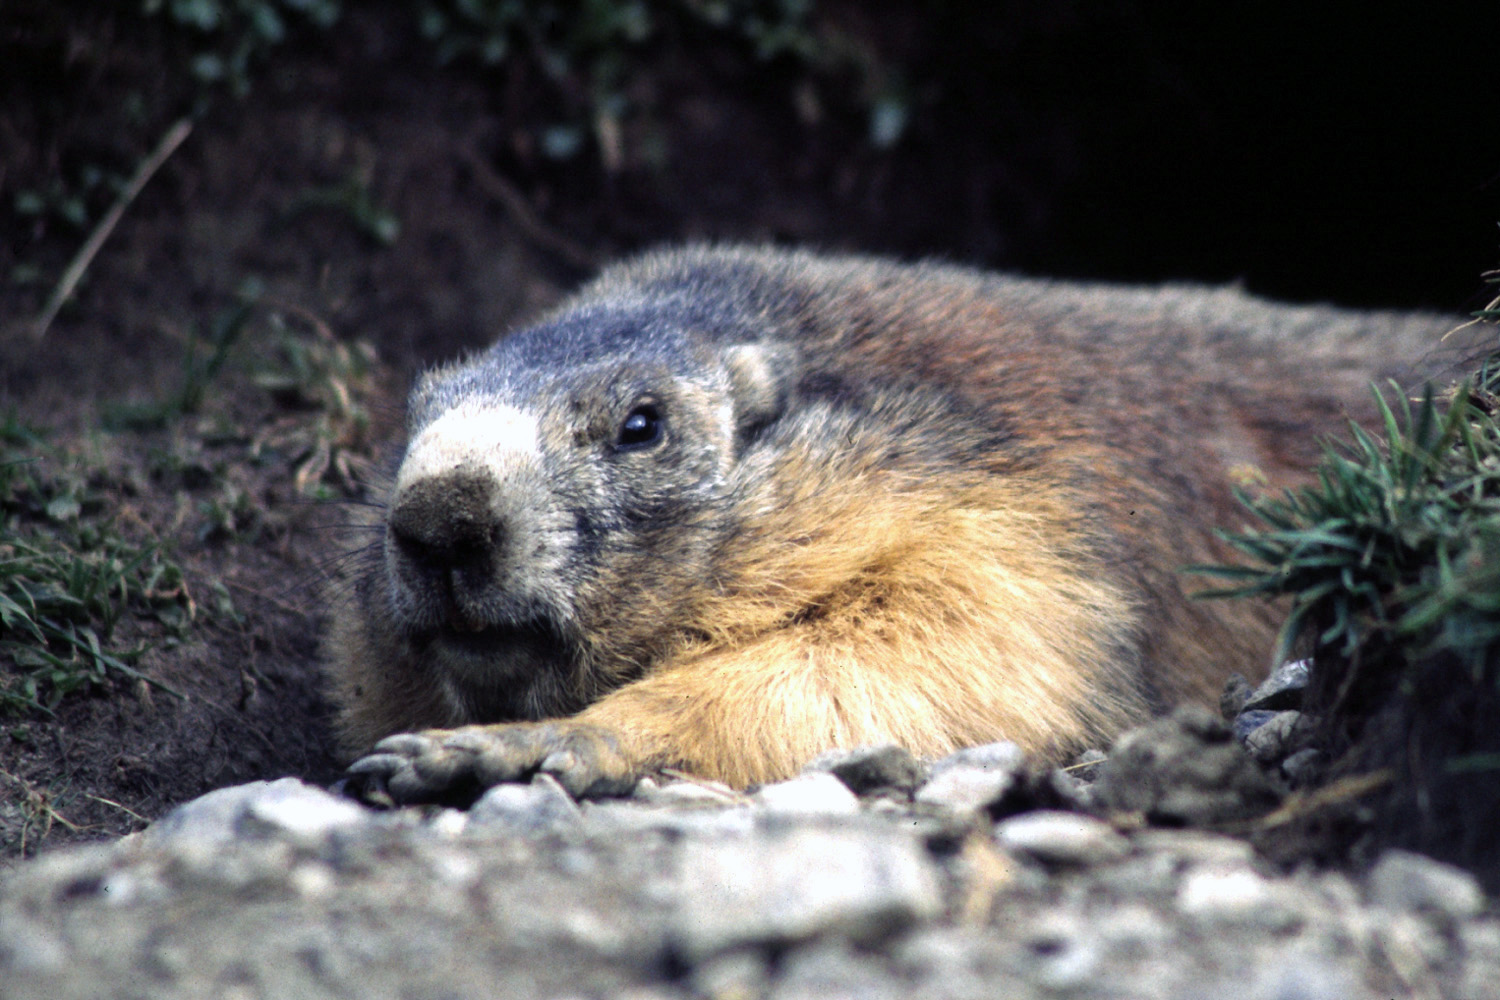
[468,773,583,832]
[914,742,1024,816]
[1279,747,1326,786]
[1177,865,1272,919]
[1242,659,1311,713]
[635,777,744,807]
[144,778,366,847]
[1367,849,1485,920]
[994,810,1129,866]
[1239,710,1311,764]
[929,741,1026,776]
[1065,748,1109,783]
[241,785,367,843]
[1232,709,1280,746]
[806,744,927,796]
[1219,672,1253,719]
[753,772,860,815]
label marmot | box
[331,244,1461,801]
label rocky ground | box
[2,698,1495,1000]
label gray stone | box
[929,741,1026,776]
[1042,765,1093,812]
[1232,709,1281,745]
[690,948,768,999]
[805,744,928,796]
[1019,914,1101,992]
[1093,706,1282,827]
[1279,747,1326,786]
[581,799,757,837]
[774,941,909,1000]
[1242,658,1311,712]
[1367,849,1486,920]
[1239,710,1312,764]
[1064,748,1108,783]
[1219,672,1253,719]
[1458,922,1500,1000]
[753,772,861,815]
[7,716,1500,1000]
[672,824,942,959]
[143,778,367,847]
[468,773,583,833]
[993,811,1129,866]
[1247,957,1364,1000]
[634,776,744,808]
[1129,829,1257,867]
[914,741,1025,816]
[0,917,67,974]
[0,781,1497,1000]
[1176,864,1274,920]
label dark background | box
[896,2,1499,310]
[5,1,1498,315]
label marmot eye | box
[616,403,664,450]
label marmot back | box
[330,245,1463,799]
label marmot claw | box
[346,722,641,805]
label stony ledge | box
[0,710,1495,1000]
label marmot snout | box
[329,245,1463,800]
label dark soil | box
[1,1,1497,862]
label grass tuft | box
[1194,271,1500,884]
[1,432,190,716]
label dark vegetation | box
[1203,278,1500,888]
[1,0,1497,882]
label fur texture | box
[328,245,1462,794]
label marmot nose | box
[388,470,503,574]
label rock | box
[689,947,768,999]
[1232,709,1281,745]
[426,807,470,838]
[1129,828,1257,868]
[0,916,67,974]
[634,776,744,807]
[581,799,758,837]
[3,758,1500,1000]
[1247,957,1364,1000]
[753,772,861,815]
[929,741,1027,775]
[1367,849,1486,920]
[1458,922,1500,1000]
[1239,709,1313,764]
[805,744,927,796]
[1065,748,1109,783]
[1242,658,1311,712]
[671,824,942,959]
[914,742,1025,816]
[1093,706,1282,827]
[1219,672,1253,719]
[1039,765,1093,812]
[994,811,1129,866]
[777,941,910,1000]
[468,773,583,833]
[142,778,367,847]
[1176,865,1273,920]
[1279,747,1326,786]
[1020,913,1102,991]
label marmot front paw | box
[345,721,643,805]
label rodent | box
[328,244,1461,801]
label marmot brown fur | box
[330,245,1461,801]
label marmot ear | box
[723,343,791,441]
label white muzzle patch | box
[396,402,541,490]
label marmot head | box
[376,292,791,718]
